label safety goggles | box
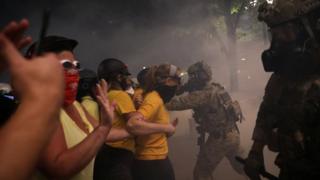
[60,59,81,70]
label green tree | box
[206,0,265,91]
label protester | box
[77,69,100,121]
[131,64,180,180]
[26,36,114,180]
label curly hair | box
[144,64,173,94]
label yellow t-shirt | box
[135,91,170,160]
[81,96,100,122]
[107,90,136,152]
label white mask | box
[126,86,135,95]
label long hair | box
[144,64,171,94]
[143,65,158,94]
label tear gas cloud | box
[0,0,277,179]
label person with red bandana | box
[26,36,115,180]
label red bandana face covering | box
[63,69,80,106]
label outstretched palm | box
[96,79,115,127]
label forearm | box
[46,126,109,178]
[106,128,131,142]
[166,100,191,111]
[127,118,170,136]
[166,93,202,111]
[0,99,60,179]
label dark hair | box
[144,64,172,94]
[76,69,98,101]
[137,67,150,87]
[97,58,130,82]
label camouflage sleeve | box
[165,90,212,111]
[252,74,280,144]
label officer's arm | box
[165,91,207,111]
[252,75,280,148]
[249,75,280,157]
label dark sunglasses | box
[60,59,81,70]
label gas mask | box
[183,71,209,92]
[262,18,320,74]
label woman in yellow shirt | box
[26,36,114,180]
[131,64,181,180]
[77,69,100,121]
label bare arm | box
[39,80,114,179]
[127,118,174,136]
[0,99,61,179]
[0,20,64,180]
[39,124,109,179]
[106,128,131,142]
[81,101,130,143]
[126,112,176,136]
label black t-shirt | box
[0,94,18,126]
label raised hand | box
[1,19,32,50]
[96,79,115,127]
[0,33,64,107]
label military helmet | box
[187,61,212,81]
[258,0,320,27]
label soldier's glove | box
[244,150,265,180]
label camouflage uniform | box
[246,0,320,179]
[166,61,245,180]
[253,74,320,179]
